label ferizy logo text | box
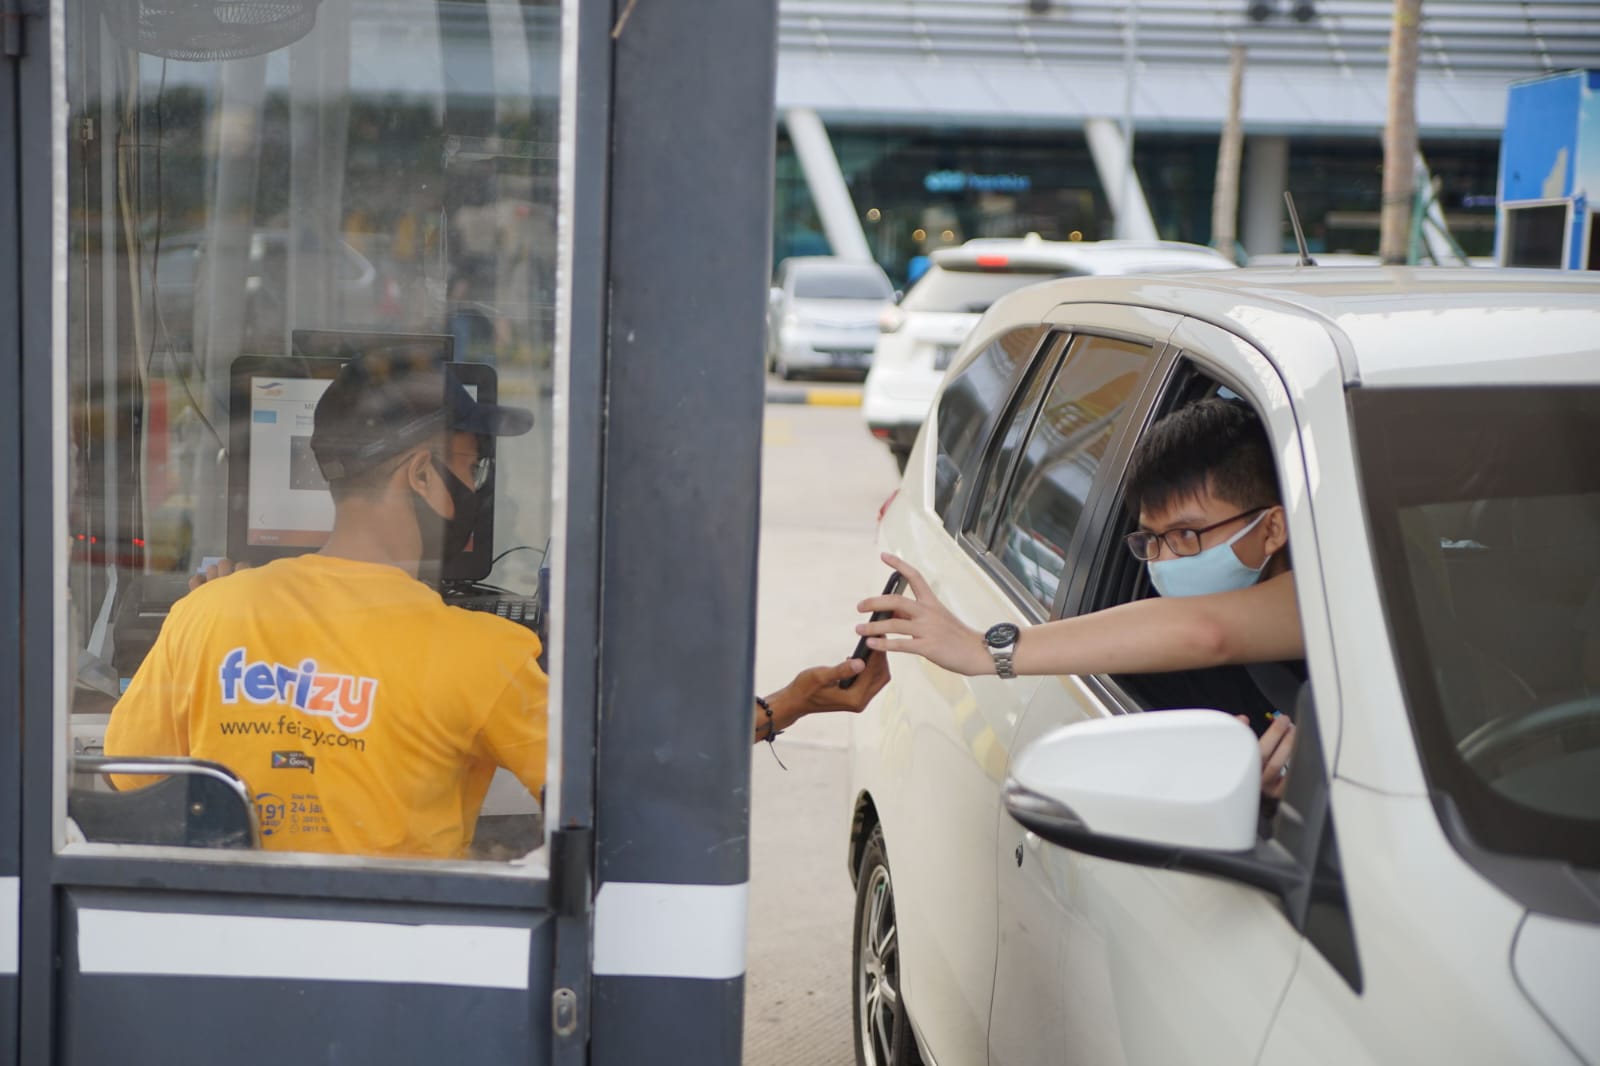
[219,648,378,733]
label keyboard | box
[441,583,544,635]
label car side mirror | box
[1006,709,1259,852]
[1004,710,1301,900]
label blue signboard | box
[1499,70,1599,270]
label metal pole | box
[1120,0,1138,239]
[589,0,776,1060]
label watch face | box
[985,622,1020,648]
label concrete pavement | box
[744,396,902,1066]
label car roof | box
[1015,266,1600,388]
[934,237,1234,275]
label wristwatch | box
[983,622,1020,679]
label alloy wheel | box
[856,862,902,1066]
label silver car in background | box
[766,256,895,380]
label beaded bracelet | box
[754,695,787,769]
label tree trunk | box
[1212,45,1247,258]
[1379,0,1424,264]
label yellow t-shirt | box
[105,554,547,860]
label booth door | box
[10,3,581,1063]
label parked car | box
[863,237,1234,470]
[848,267,1600,1066]
[766,256,895,380]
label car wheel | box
[853,826,921,1066]
[776,354,800,381]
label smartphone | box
[840,569,907,689]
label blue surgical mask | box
[1147,510,1272,598]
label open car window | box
[1081,364,1297,729]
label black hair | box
[1125,397,1279,517]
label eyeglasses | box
[462,455,493,490]
[436,451,493,490]
[1124,506,1269,562]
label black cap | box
[310,351,533,482]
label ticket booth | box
[1498,69,1600,271]
[0,2,776,1063]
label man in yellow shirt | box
[106,351,547,859]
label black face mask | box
[412,457,481,578]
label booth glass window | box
[62,0,561,867]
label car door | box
[987,320,1307,1066]
[916,302,1177,1066]
[878,325,1062,1066]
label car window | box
[900,265,1069,315]
[967,339,1063,546]
[791,267,893,301]
[989,335,1152,610]
[1354,385,1600,870]
[931,325,1050,519]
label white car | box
[848,268,1600,1066]
[863,237,1234,469]
[766,256,895,380]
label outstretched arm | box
[753,652,891,743]
[856,552,1304,678]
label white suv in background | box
[863,237,1233,469]
[849,268,1600,1066]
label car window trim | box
[935,326,1052,540]
[946,327,1064,539]
[961,330,1070,550]
[953,331,1069,622]
[1044,339,1179,622]
[964,329,1168,620]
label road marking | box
[766,388,863,407]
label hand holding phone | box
[840,569,907,688]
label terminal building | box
[771,0,1600,281]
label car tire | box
[853,825,922,1066]
[776,356,800,382]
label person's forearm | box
[1008,575,1304,677]
[1010,598,1225,676]
[753,693,804,743]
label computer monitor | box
[227,333,500,583]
